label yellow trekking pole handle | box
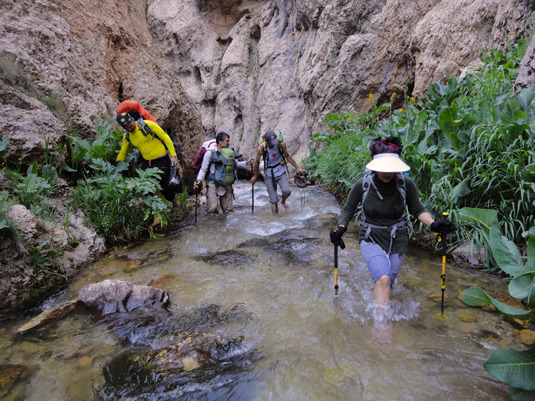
[439,212,448,315]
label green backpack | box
[210,147,236,186]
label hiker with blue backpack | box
[194,132,250,214]
[251,130,303,214]
[329,136,452,307]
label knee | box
[376,274,391,288]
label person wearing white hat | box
[330,136,452,311]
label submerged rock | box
[196,249,255,268]
[0,364,31,397]
[99,331,253,400]
[78,279,169,315]
[514,329,535,345]
[16,299,77,334]
[238,228,326,265]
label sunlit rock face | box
[0,0,202,169]
[2,0,531,167]
[147,0,534,163]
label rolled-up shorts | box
[264,173,291,204]
[360,240,405,286]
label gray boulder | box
[78,279,169,315]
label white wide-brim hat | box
[365,153,410,173]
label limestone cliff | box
[0,0,202,173]
[1,0,533,169]
[148,0,535,163]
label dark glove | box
[431,219,453,234]
[330,225,346,247]
[193,180,203,194]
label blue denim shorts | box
[360,240,405,286]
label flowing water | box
[0,182,522,400]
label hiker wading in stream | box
[194,132,250,214]
[116,112,180,230]
[329,136,453,309]
[251,130,303,214]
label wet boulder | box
[78,279,169,316]
[99,332,253,400]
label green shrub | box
[66,119,126,174]
[0,190,16,240]
[461,215,534,400]
[73,160,170,244]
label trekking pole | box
[195,192,198,224]
[252,184,254,213]
[334,238,345,297]
[438,212,449,315]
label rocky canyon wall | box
[0,0,202,174]
[0,0,534,169]
[147,0,535,163]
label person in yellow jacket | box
[116,113,180,225]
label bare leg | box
[281,196,291,212]
[374,274,391,303]
[373,274,392,327]
[271,203,279,214]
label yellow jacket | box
[116,120,177,161]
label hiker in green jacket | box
[194,132,249,214]
[329,136,453,307]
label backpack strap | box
[261,139,287,171]
[125,119,181,155]
[124,118,157,145]
[359,171,409,253]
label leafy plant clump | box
[461,210,534,400]
[305,42,535,254]
[73,160,170,244]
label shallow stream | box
[0,182,521,400]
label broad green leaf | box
[41,165,58,186]
[527,227,535,264]
[509,386,535,401]
[27,160,39,176]
[61,164,78,173]
[509,273,535,301]
[490,228,524,277]
[438,106,461,148]
[462,287,533,319]
[23,174,38,191]
[517,88,535,112]
[0,137,9,152]
[458,207,498,232]
[484,348,535,391]
[423,145,438,156]
[499,98,526,126]
[450,179,470,202]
